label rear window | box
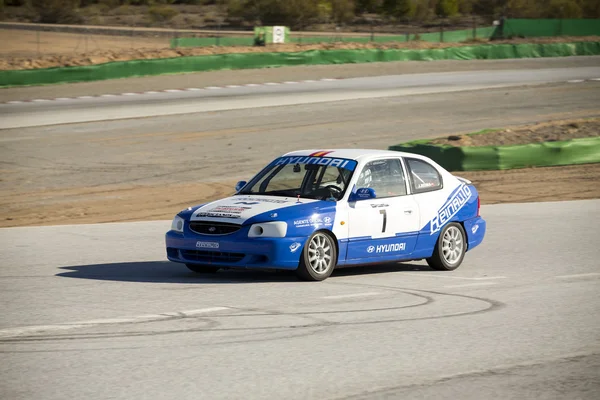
[406,158,443,193]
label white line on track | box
[185,87,202,91]
[264,82,279,85]
[164,89,183,93]
[0,307,230,338]
[567,79,585,83]
[226,85,241,88]
[555,273,600,279]
[121,92,138,96]
[444,282,499,289]
[590,78,600,81]
[32,99,50,102]
[7,101,24,104]
[77,95,94,99]
[322,292,382,300]
[401,273,507,281]
[205,86,222,90]
[100,93,117,97]
[55,97,71,101]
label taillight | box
[477,196,480,217]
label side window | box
[406,158,443,193]
[356,158,407,198]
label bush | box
[546,0,583,18]
[226,0,321,29]
[29,0,82,23]
[148,4,179,22]
[355,0,382,14]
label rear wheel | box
[426,223,466,271]
[185,263,220,274]
[296,231,337,281]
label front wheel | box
[296,231,337,281]
[185,263,220,274]
[426,223,466,271]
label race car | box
[165,149,486,281]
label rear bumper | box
[165,230,306,270]
[463,216,486,251]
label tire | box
[296,231,337,281]
[185,263,220,274]
[426,222,466,271]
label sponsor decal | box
[270,212,278,218]
[373,243,406,253]
[367,245,375,253]
[234,201,259,205]
[417,182,437,189]
[197,205,251,219]
[273,156,357,171]
[370,203,389,208]
[356,188,375,199]
[309,151,333,157]
[429,184,473,235]
[289,242,301,253]
[234,197,289,204]
[196,241,219,249]
[293,215,334,228]
[472,224,479,234]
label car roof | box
[282,149,430,162]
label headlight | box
[248,221,287,238]
[171,216,185,233]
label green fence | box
[171,19,600,48]
[2,41,599,88]
[499,19,600,38]
[171,26,496,48]
[171,37,254,47]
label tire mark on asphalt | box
[0,287,503,344]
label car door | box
[346,158,420,261]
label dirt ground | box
[2,117,599,228]
[430,118,600,146]
[0,28,169,59]
[0,28,597,70]
[2,164,598,228]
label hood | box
[190,195,320,224]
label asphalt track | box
[1,65,600,129]
[1,59,600,399]
[1,200,599,399]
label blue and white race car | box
[166,149,486,281]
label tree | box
[381,0,415,19]
[330,0,356,24]
[580,0,600,17]
[435,0,459,16]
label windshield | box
[238,156,358,201]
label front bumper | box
[165,228,307,270]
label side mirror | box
[349,187,376,201]
[235,181,247,192]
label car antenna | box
[297,194,301,203]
